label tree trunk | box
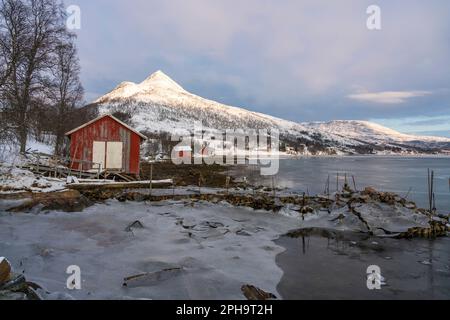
[18,96,29,153]
[54,132,64,156]
[19,126,27,153]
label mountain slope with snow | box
[304,121,450,150]
[94,71,313,136]
[84,71,450,155]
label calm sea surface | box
[271,156,450,212]
[276,234,450,300]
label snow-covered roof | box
[174,146,192,151]
[65,114,147,140]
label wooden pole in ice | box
[149,163,153,196]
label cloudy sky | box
[70,0,450,137]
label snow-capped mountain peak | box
[95,70,187,103]
[140,70,186,92]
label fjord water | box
[274,156,450,212]
[276,235,450,299]
[272,156,450,300]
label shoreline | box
[2,182,449,238]
[0,186,449,299]
[1,159,449,300]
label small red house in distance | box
[65,114,147,175]
[173,145,192,159]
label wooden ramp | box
[23,163,99,179]
[67,179,173,191]
[22,152,140,182]
[23,163,139,181]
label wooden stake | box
[427,168,436,215]
[149,163,153,196]
[404,187,412,200]
[172,177,175,197]
[431,170,435,213]
[352,175,357,191]
[70,143,79,171]
[272,176,276,198]
[336,173,339,192]
[432,193,436,213]
[327,174,330,197]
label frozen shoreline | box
[0,190,448,299]
[1,159,449,299]
[0,200,297,300]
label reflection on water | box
[256,157,450,212]
[276,232,450,300]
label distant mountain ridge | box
[81,71,450,155]
[304,121,450,150]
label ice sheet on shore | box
[280,201,435,235]
[0,201,298,300]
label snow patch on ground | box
[0,137,54,165]
[0,164,65,193]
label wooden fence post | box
[149,163,153,196]
[272,176,276,198]
[198,173,204,195]
[172,177,175,197]
[336,172,339,192]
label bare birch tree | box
[0,0,67,152]
[46,38,83,156]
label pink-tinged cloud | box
[348,91,432,104]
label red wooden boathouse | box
[65,114,147,175]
